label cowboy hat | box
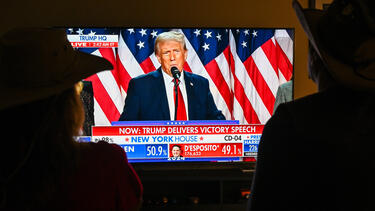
[293,0,375,91]
[0,28,113,110]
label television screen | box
[67,27,294,163]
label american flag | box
[67,28,293,125]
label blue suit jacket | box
[119,68,225,121]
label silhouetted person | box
[248,0,375,210]
[0,28,142,211]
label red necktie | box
[173,79,187,120]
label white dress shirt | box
[161,69,189,120]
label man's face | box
[172,146,181,157]
[156,40,187,77]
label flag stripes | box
[67,28,293,125]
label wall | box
[1,0,317,99]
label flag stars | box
[252,30,258,37]
[193,29,201,37]
[88,30,96,36]
[76,28,84,35]
[204,30,212,39]
[216,33,222,41]
[137,41,145,49]
[151,30,158,38]
[241,41,247,48]
[127,28,135,34]
[68,28,73,34]
[139,29,147,36]
[244,29,249,35]
[202,43,210,51]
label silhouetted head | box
[293,0,375,92]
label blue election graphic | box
[120,144,168,159]
[244,134,261,153]
[244,144,259,153]
[75,136,91,142]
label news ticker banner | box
[92,124,263,160]
[67,34,118,48]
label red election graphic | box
[179,143,242,157]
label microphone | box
[171,66,180,121]
[171,66,181,80]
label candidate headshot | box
[171,145,183,158]
[119,31,225,121]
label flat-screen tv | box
[66,27,294,164]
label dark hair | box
[172,145,181,150]
[0,86,84,210]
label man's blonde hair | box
[154,31,187,54]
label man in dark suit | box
[119,31,225,121]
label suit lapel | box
[184,71,195,120]
[155,68,170,120]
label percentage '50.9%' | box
[146,145,167,157]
